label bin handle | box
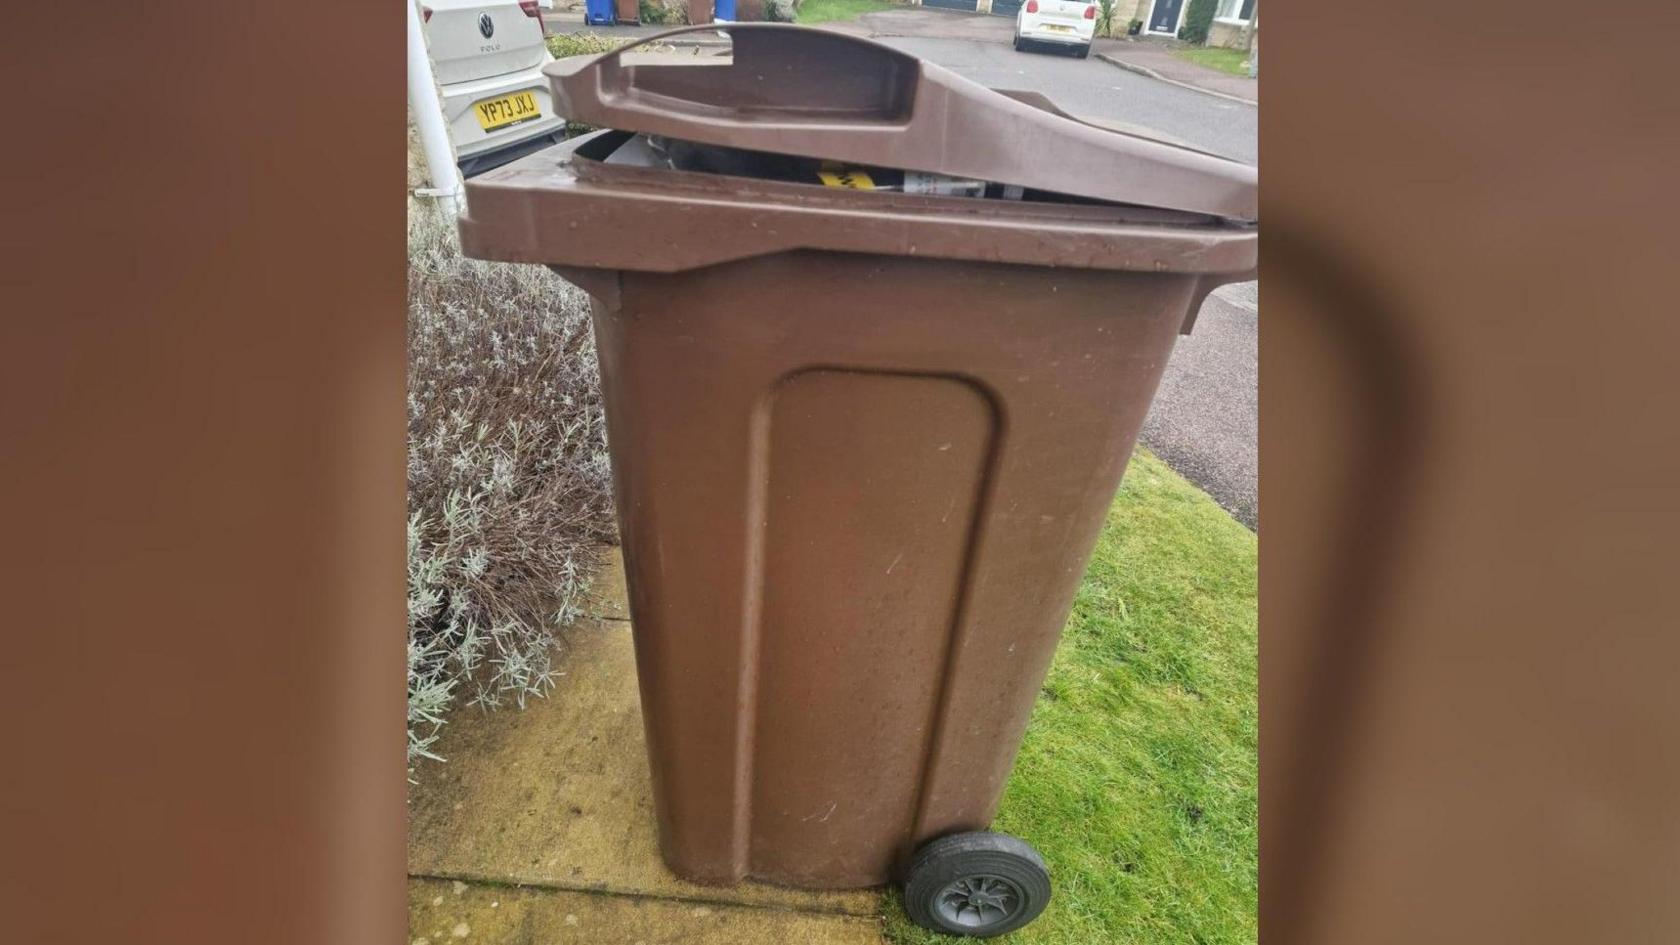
[1256,222,1427,943]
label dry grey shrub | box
[407,203,616,772]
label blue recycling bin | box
[714,0,736,20]
[584,0,616,25]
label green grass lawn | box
[1172,46,1253,77]
[884,449,1258,944]
[796,0,897,23]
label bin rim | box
[458,130,1257,277]
[543,23,1257,221]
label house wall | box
[1209,18,1254,48]
[1127,0,1153,31]
[1127,0,1256,43]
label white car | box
[1014,0,1096,58]
[422,0,568,175]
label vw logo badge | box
[478,13,495,38]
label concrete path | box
[1093,38,1258,104]
[409,877,879,945]
[408,549,884,944]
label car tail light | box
[1084,4,1095,16]
[421,5,432,21]
[1026,0,1038,11]
[519,0,546,29]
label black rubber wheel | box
[902,832,1051,938]
[1076,43,1091,59]
[1014,35,1025,52]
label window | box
[1215,0,1255,22]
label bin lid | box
[543,24,1256,221]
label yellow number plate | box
[473,91,541,131]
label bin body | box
[460,23,1256,891]
[613,0,641,24]
[591,252,1196,887]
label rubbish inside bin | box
[819,165,1011,199]
[590,130,1148,206]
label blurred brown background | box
[1261,1,1680,941]
[0,3,408,944]
[3,0,1678,943]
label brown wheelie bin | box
[458,24,1255,938]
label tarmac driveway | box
[1145,284,1258,528]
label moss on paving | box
[884,449,1258,944]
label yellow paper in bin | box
[817,165,876,189]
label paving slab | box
[409,604,879,918]
[409,876,882,945]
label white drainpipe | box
[407,0,464,214]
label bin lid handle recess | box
[545,24,1256,221]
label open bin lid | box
[543,24,1256,221]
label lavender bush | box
[406,204,615,770]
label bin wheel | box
[902,831,1050,938]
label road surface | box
[874,36,1257,165]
